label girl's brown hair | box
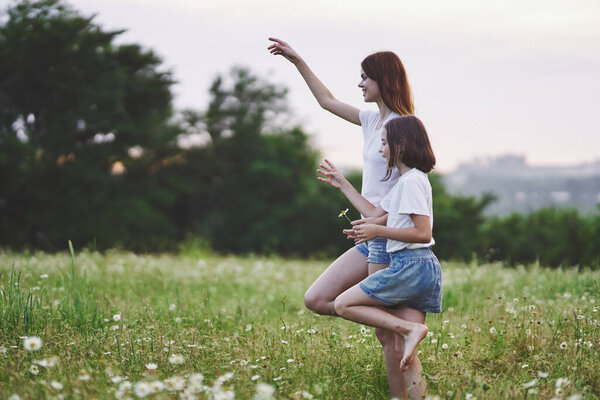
[361,52,414,116]
[383,116,436,180]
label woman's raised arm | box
[268,37,360,125]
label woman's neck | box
[377,100,392,121]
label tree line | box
[1,0,599,268]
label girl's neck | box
[397,162,412,175]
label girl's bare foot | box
[400,324,428,371]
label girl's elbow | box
[419,232,432,243]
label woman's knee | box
[304,289,329,315]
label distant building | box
[443,155,600,215]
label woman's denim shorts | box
[355,237,390,264]
[359,247,442,313]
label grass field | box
[1,245,599,399]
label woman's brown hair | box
[383,116,436,180]
[361,52,414,116]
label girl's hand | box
[352,223,380,244]
[343,228,358,241]
[268,37,301,64]
[317,159,346,189]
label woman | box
[268,38,424,398]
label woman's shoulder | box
[359,109,380,128]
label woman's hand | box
[268,37,302,64]
[352,222,380,244]
[317,159,347,189]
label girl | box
[318,115,441,399]
[268,38,417,396]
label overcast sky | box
[64,0,600,173]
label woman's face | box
[358,69,381,103]
[380,128,390,162]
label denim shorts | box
[355,237,390,264]
[359,247,442,313]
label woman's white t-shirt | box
[359,109,400,206]
[380,168,435,253]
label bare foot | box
[400,324,428,371]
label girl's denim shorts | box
[359,247,442,314]
[355,237,390,264]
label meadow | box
[1,245,599,399]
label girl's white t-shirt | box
[380,168,435,253]
[359,109,400,206]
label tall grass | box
[0,249,598,399]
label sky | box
[63,0,600,173]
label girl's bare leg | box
[366,263,409,397]
[333,285,428,371]
[304,247,368,316]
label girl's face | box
[380,128,390,161]
[358,69,381,103]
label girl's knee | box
[332,297,347,317]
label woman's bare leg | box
[304,247,368,316]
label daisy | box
[251,375,260,381]
[134,381,152,398]
[113,314,121,322]
[23,336,42,351]
[537,371,549,378]
[29,365,39,375]
[189,373,204,385]
[50,381,63,390]
[168,354,185,365]
[255,383,275,400]
[145,363,158,371]
[560,342,567,349]
[164,376,186,391]
[524,379,537,388]
[78,370,90,381]
[556,377,570,388]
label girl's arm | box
[268,37,361,125]
[317,159,386,218]
[353,214,432,244]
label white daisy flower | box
[23,336,42,351]
[251,375,260,381]
[50,381,63,390]
[149,380,164,392]
[559,342,567,349]
[255,383,275,400]
[524,379,537,388]
[164,376,185,391]
[8,395,20,400]
[168,354,185,365]
[537,371,549,378]
[113,314,121,322]
[189,373,204,385]
[29,365,39,375]
[169,304,177,311]
[441,343,448,349]
[134,381,152,398]
[145,363,158,371]
[556,377,570,388]
[78,370,90,381]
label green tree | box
[0,0,180,250]
[430,173,495,260]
